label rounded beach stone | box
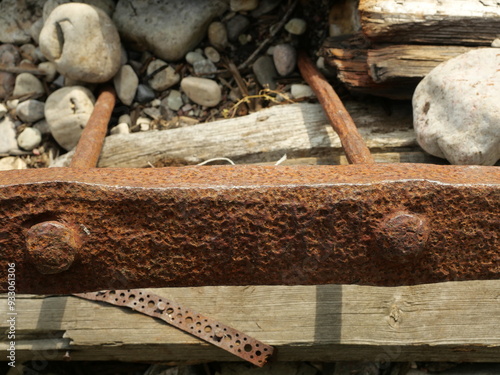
[231,0,259,12]
[208,22,228,51]
[113,0,228,61]
[39,3,121,83]
[12,73,45,98]
[17,127,42,151]
[181,77,221,107]
[45,86,95,150]
[113,64,138,106]
[16,99,46,123]
[273,43,296,76]
[413,48,500,165]
[285,18,307,35]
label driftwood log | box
[51,101,432,168]
[322,0,500,99]
[2,281,500,363]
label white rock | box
[12,73,45,98]
[45,86,95,150]
[413,48,500,165]
[147,60,180,91]
[186,51,205,65]
[39,3,121,83]
[204,47,221,63]
[208,21,228,51]
[0,103,7,119]
[38,61,58,82]
[492,38,500,48]
[0,116,19,153]
[181,77,221,107]
[17,127,42,150]
[16,99,45,123]
[113,0,228,61]
[110,122,130,135]
[150,99,161,107]
[166,90,184,111]
[291,84,315,99]
[231,0,259,12]
[285,18,307,35]
[118,114,131,125]
[136,117,151,132]
[6,100,18,110]
[113,65,138,106]
[0,156,27,170]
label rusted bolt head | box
[26,221,81,274]
[376,212,429,261]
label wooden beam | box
[51,102,416,168]
[359,0,500,45]
[2,281,500,363]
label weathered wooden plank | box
[359,0,500,45]
[367,45,477,83]
[2,281,500,363]
[323,41,481,98]
[51,102,416,168]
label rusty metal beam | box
[0,164,498,294]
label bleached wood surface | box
[1,281,500,363]
[51,102,419,168]
[359,0,500,45]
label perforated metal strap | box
[73,289,274,367]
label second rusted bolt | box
[376,211,429,261]
[26,221,81,274]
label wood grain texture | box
[2,281,500,363]
[52,102,417,168]
[359,0,500,45]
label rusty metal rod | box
[297,51,374,164]
[70,85,116,168]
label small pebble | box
[135,84,156,104]
[273,43,297,76]
[492,38,500,48]
[193,59,217,76]
[143,107,161,120]
[110,123,130,135]
[38,61,57,82]
[0,116,19,153]
[208,21,228,51]
[118,114,131,125]
[6,99,19,110]
[252,55,277,89]
[16,99,45,123]
[147,60,180,91]
[0,156,27,171]
[230,0,259,12]
[291,84,315,99]
[17,127,42,151]
[33,119,51,135]
[0,104,8,119]
[113,64,138,106]
[166,90,184,111]
[186,51,205,65]
[227,15,251,42]
[285,18,307,35]
[181,77,222,107]
[204,47,221,63]
[0,44,21,100]
[12,73,45,98]
[150,98,161,107]
[136,117,151,132]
